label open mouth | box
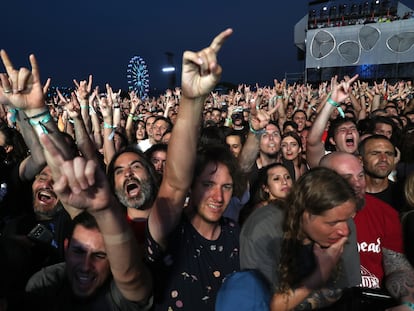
[124,179,141,198]
[75,271,96,290]
[345,137,354,146]
[207,203,223,213]
[36,189,57,205]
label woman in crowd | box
[135,118,147,145]
[239,163,292,224]
[239,163,293,284]
[255,163,293,208]
[280,131,308,181]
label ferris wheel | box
[127,56,150,99]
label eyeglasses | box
[261,131,281,139]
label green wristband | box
[403,301,414,310]
[327,96,345,118]
[249,124,265,136]
[28,113,52,134]
[104,122,115,129]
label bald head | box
[320,152,357,169]
[320,152,366,210]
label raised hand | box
[65,92,81,119]
[0,50,45,110]
[181,28,233,99]
[330,74,359,103]
[249,100,279,132]
[129,91,140,111]
[40,133,112,211]
[273,79,285,96]
[98,95,112,120]
[73,74,93,101]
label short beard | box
[115,181,153,210]
[33,202,61,220]
[365,169,391,179]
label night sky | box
[2,0,414,93]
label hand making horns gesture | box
[181,28,233,99]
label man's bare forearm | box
[383,248,414,302]
[295,288,343,310]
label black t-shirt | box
[368,180,404,213]
[25,262,152,311]
[145,215,240,311]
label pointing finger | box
[348,74,359,85]
[0,50,15,77]
[87,74,93,91]
[209,28,233,54]
[43,77,51,95]
[73,79,80,89]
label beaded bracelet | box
[327,96,345,118]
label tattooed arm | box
[383,248,414,307]
[294,288,343,310]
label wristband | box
[28,113,52,134]
[103,122,116,141]
[249,123,266,136]
[8,108,20,123]
[104,122,115,129]
[277,95,284,99]
[25,109,49,120]
[128,113,134,119]
[327,96,345,118]
[403,301,414,310]
[113,105,120,109]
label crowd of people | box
[1,28,414,311]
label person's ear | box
[329,137,336,146]
[3,145,13,153]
